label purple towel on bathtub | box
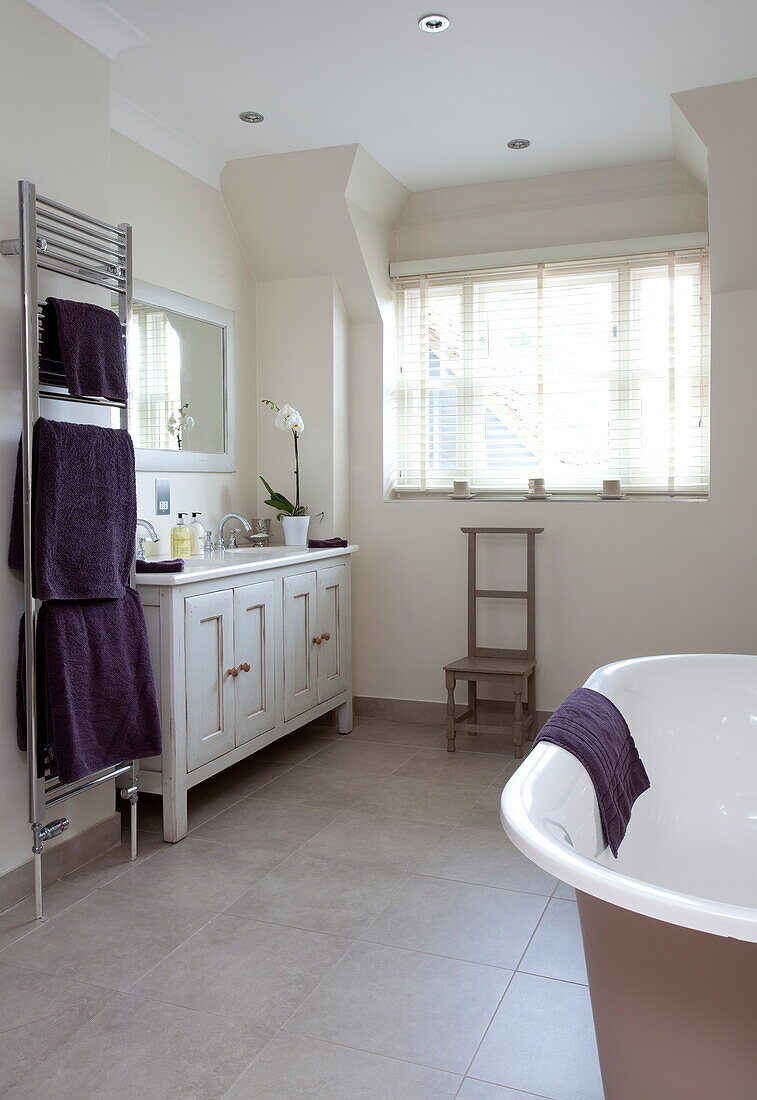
[535,687,650,857]
[17,589,162,784]
[42,298,127,402]
[9,419,136,600]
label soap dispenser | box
[188,512,205,556]
[170,513,191,558]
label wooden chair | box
[444,527,543,757]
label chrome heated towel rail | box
[1,181,139,919]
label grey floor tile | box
[102,836,283,911]
[430,729,518,756]
[183,761,292,828]
[305,740,420,775]
[250,764,375,810]
[519,899,587,984]
[458,1080,545,1099]
[0,963,115,1092]
[227,850,407,937]
[0,889,209,991]
[419,827,557,895]
[225,1032,461,1099]
[348,719,441,747]
[362,875,547,969]
[254,732,336,766]
[287,940,511,1074]
[0,882,92,951]
[470,972,603,1099]
[62,836,164,890]
[190,797,342,854]
[393,747,513,787]
[554,881,576,901]
[299,810,449,872]
[5,994,271,1100]
[355,773,483,826]
[131,914,349,1026]
[460,784,508,831]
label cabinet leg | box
[163,785,188,843]
[513,677,524,759]
[336,699,353,735]
[446,671,457,752]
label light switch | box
[155,478,171,517]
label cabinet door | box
[317,564,348,702]
[282,571,319,721]
[185,589,235,771]
[234,580,276,745]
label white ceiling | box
[99,0,757,191]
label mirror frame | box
[129,280,236,473]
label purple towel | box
[17,589,161,784]
[136,558,185,573]
[9,419,136,600]
[535,687,650,857]
[42,298,127,402]
[308,537,348,548]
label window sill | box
[385,493,709,504]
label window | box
[389,249,709,497]
[126,303,182,449]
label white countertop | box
[135,544,358,586]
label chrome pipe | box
[37,258,123,291]
[36,248,124,281]
[35,218,126,260]
[36,193,122,235]
[35,235,124,273]
[39,388,126,409]
[33,206,122,246]
[44,763,133,807]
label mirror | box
[113,281,235,472]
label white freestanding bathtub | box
[501,654,757,1100]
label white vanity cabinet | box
[137,546,356,841]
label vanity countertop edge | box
[135,544,359,586]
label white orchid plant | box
[260,400,310,518]
[167,402,195,450]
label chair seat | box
[444,655,535,676]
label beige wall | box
[110,133,257,549]
[349,157,757,712]
[0,0,116,877]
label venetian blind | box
[389,249,709,497]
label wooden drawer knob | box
[226,666,239,677]
[239,662,251,672]
[312,636,322,645]
[320,632,330,641]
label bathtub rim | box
[500,654,757,943]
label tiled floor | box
[0,718,603,1099]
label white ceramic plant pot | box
[281,515,310,546]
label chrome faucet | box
[216,512,252,551]
[136,518,160,561]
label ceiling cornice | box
[26,0,149,59]
[110,93,225,190]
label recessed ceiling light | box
[507,138,531,150]
[239,110,264,124]
[418,14,450,32]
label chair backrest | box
[462,527,543,661]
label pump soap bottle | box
[188,512,205,556]
[170,513,191,559]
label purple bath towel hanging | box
[41,297,128,403]
[534,687,650,856]
[9,419,136,600]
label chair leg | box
[446,670,457,752]
[467,681,477,735]
[513,676,525,759]
[528,667,537,741]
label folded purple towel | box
[9,419,136,600]
[42,297,127,402]
[535,687,650,857]
[136,558,185,573]
[17,589,162,784]
[308,537,348,549]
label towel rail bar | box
[3,180,138,920]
